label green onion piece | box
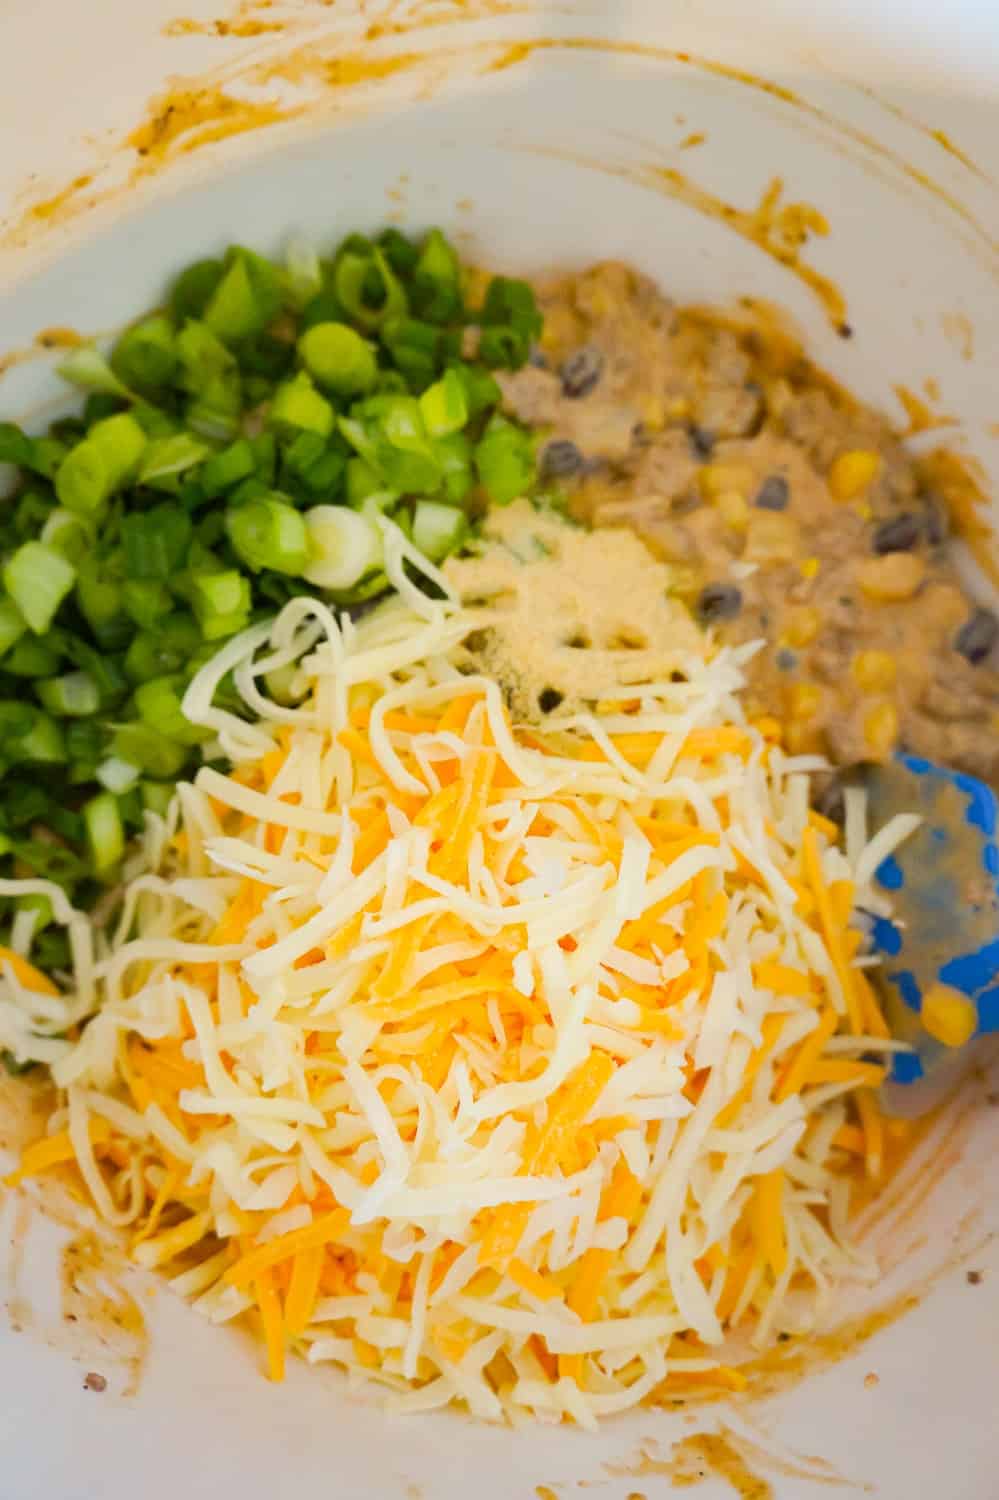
[170,258,224,322]
[65,719,105,763]
[381,317,440,388]
[376,227,420,276]
[4,636,60,678]
[263,662,305,706]
[176,319,242,440]
[134,675,205,746]
[345,456,384,507]
[120,502,193,580]
[478,325,528,370]
[40,507,93,564]
[418,367,468,437]
[300,288,346,331]
[302,505,383,591]
[75,561,124,642]
[436,430,474,504]
[82,790,124,875]
[3,542,76,634]
[25,436,68,480]
[338,415,384,474]
[62,637,128,706]
[298,321,378,396]
[55,411,148,514]
[122,580,173,631]
[112,723,188,779]
[57,346,133,400]
[36,671,100,718]
[226,495,310,575]
[191,570,252,640]
[12,707,66,764]
[16,891,54,934]
[124,614,201,683]
[141,780,176,815]
[137,432,210,486]
[204,248,283,344]
[474,414,535,505]
[96,756,140,795]
[411,228,463,322]
[284,236,323,310]
[199,438,256,498]
[0,599,27,659]
[15,489,55,540]
[449,360,500,419]
[481,275,543,338]
[111,315,178,390]
[411,500,467,562]
[269,371,334,438]
[333,246,408,332]
[0,421,34,468]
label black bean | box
[872,512,921,554]
[775,648,798,673]
[540,439,584,480]
[696,583,742,624]
[687,425,716,460]
[560,346,603,398]
[754,474,790,511]
[955,608,999,664]
[537,687,563,713]
[815,774,848,826]
[921,493,950,546]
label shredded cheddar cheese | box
[1,532,918,1427]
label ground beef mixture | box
[496,262,999,783]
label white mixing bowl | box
[1,4,997,1496]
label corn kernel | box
[787,681,823,722]
[921,983,977,1048]
[799,557,820,580]
[667,564,702,596]
[829,449,881,501]
[785,721,820,754]
[751,715,783,745]
[863,700,899,758]
[666,395,692,421]
[698,463,754,499]
[857,553,927,602]
[783,606,821,648]
[851,650,897,693]
[639,393,666,432]
[715,489,750,531]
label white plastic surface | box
[1,4,998,1496]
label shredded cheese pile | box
[2,522,918,1426]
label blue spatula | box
[859,752,999,1110]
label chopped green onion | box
[377,227,420,276]
[5,706,66,765]
[65,720,105,764]
[55,411,148,514]
[122,580,173,630]
[36,671,100,718]
[170,258,224,322]
[82,790,124,874]
[112,723,188,779]
[62,638,128,707]
[57,346,133,400]
[3,542,76,633]
[190,569,252,640]
[478,325,529,369]
[75,561,124,642]
[141,780,176,815]
[5,637,61,678]
[302,505,383,591]
[437,430,474,504]
[419,368,468,438]
[204,247,283,344]
[411,499,467,562]
[120,502,192,580]
[333,246,407,332]
[264,662,306,705]
[124,614,201,683]
[134,675,205,746]
[111,315,178,390]
[474,414,535,505]
[449,360,500,419]
[284,236,323,310]
[200,438,256,498]
[481,275,543,338]
[411,228,463,322]
[137,432,210,486]
[0,422,34,468]
[345,456,384,507]
[16,891,54,934]
[40,507,93,564]
[96,756,140,795]
[0,599,28,659]
[269,371,334,438]
[382,317,439,388]
[226,495,310,574]
[298,321,378,396]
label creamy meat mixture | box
[495,262,999,787]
